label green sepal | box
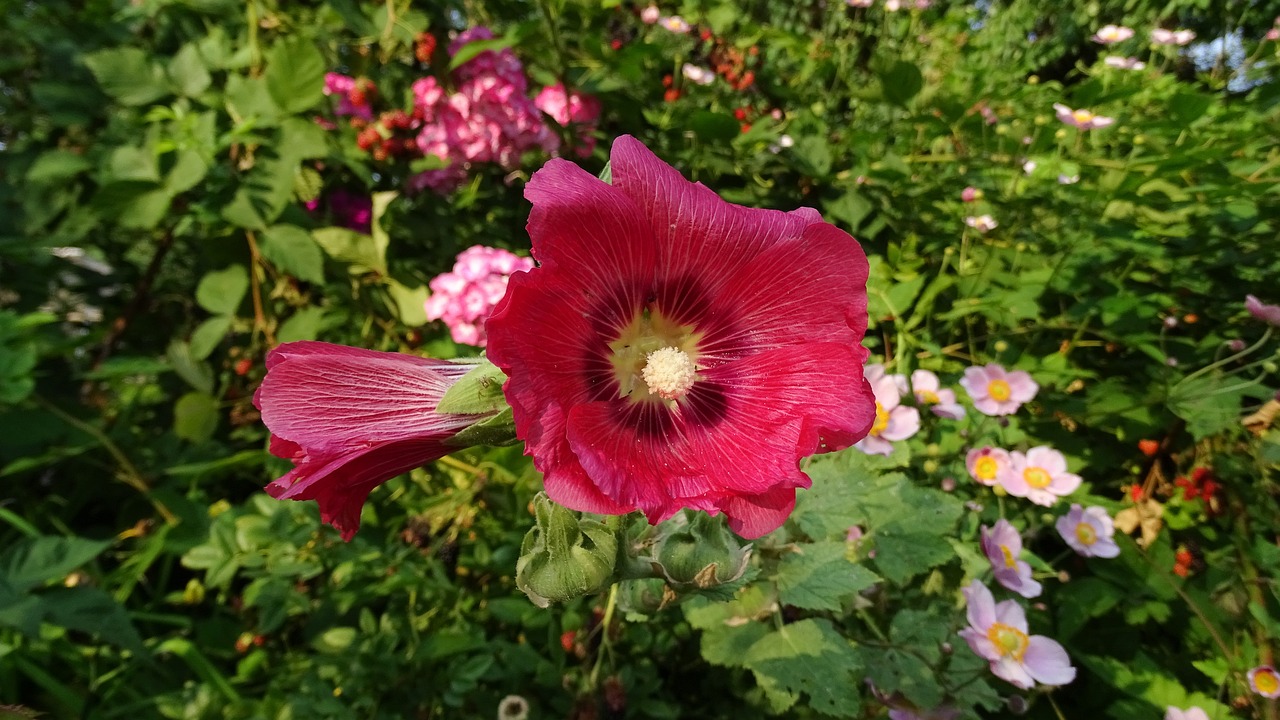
[651,511,752,590]
[516,493,618,608]
[446,407,518,448]
[598,161,612,184]
[436,360,508,415]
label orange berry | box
[1138,439,1159,457]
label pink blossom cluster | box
[424,245,534,347]
[534,83,603,157]
[323,73,375,120]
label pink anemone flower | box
[964,215,997,233]
[1246,295,1280,326]
[958,580,1076,689]
[981,519,1041,598]
[1103,55,1146,70]
[966,446,1011,486]
[1151,28,1196,45]
[485,136,877,539]
[1053,103,1115,130]
[959,363,1037,416]
[1249,665,1280,698]
[1055,504,1120,558]
[910,369,966,419]
[255,342,497,540]
[854,364,921,456]
[999,447,1081,506]
[1091,25,1135,44]
[1165,709,1209,720]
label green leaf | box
[195,265,249,315]
[167,340,214,394]
[1167,373,1254,440]
[742,619,863,717]
[277,307,326,343]
[41,586,146,654]
[166,149,209,194]
[448,37,514,71]
[387,280,429,325]
[312,227,387,275]
[776,541,879,611]
[82,47,169,106]
[437,361,508,415]
[174,391,219,443]
[0,536,111,592]
[26,151,92,185]
[826,187,873,231]
[1056,577,1125,640]
[872,527,954,585]
[265,37,326,114]
[106,146,161,184]
[279,117,330,162]
[879,60,923,106]
[260,224,325,284]
[689,110,739,143]
[793,136,832,177]
[188,315,232,360]
[225,75,280,127]
[168,43,212,97]
[700,621,770,668]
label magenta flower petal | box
[1246,295,1280,326]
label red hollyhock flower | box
[255,341,492,540]
[485,135,876,538]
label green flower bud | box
[615,577,672,615]
[652,511,751,589]
[516,493,618,608]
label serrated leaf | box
[776,541,879,611]
[260,224,324,284]
[871,528,953,585]
[82,47,169,106]
[265,37,325,114]
[168,43,212,97]
[0,536,111,592]
[700,621,770,668]
[743,618,863,717]
[195,265,249,315]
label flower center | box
[987,379,1012,402]
[871,401,889,436]
[919,389,940,404]
[1074,522,1097,545]
[986,622,1029,660]
[1000,544,1017,568]
[975,456,999,481]
[1024,467,1052,489]
[1072,109,1095,124]
[1257,669,1280,695]
[641,347,697,400]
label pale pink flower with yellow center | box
[958,581,1076,689]
[1151,28,1196,46]
[682,64,716,85]
[964,215,997,233]
[1250,665,1280,698]
[1165,708,1209,720]
[659,15,690,33]
[999,447,1081,506]
[1092,25,1135,44]
[910,369,965,419]
[959,363,1037,416]
[1053,103,1114,130]
[1055,504,1120,558]
[967,446,1010,486]
[854,363,921,456]
[981,519,1041,598]
[1104,55,1146,70]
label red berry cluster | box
[1174,467,1221,504]
[415,32,437,64]
[354,109,423,162]
[1173,547,1197,577]
[707,39,757,91]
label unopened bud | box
[516,493,618,607]
[653,511,751,589]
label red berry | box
[663,88,680,102]
[1138,439,1159,457]
[560,631,576,653]
[610,38,623,50]
[234,358,252,376]
[733,108,748,121]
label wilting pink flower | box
[256,342,495,540]
[535,83,603,157]
[485,136,876,538]
[1104,55,1146,70]
[967,446,1010,486]
[1092,25,1135,44]
[1246,295,1280,326]
[682,64,716,85]
[1165,708,1210,720]
[910,369,965,419]
[659,15,690,33]
[964,215,998,233]
[999,447,1081,506]
[981,519,1042,598]
[1249,665,1280,698]
[425,245,534,347]
[1053,103,1114,130]
[640,5,660,23]
[959,580,1076,689]
[324,73,375,120]
[960,364,1037,416]
[1055,504,1120,558]
[855,364,921,456]
[1151,28,1196,45]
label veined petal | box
[716,486,797,539]
[1024,636,1077,686]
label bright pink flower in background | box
[1165,708,1209,720]
[964,214,997,232]
[640,5,660,23]
[1053,103,1115,130]
[1104,55,1146,70]
[1249,665,1280,698]
[1267,27,1280,41]
[999,447,1081,506]
[910,369,966,419]
[981,519,1042,598]
[424,245,534,347]
[966,446,1010,486]
[958,580,1076,689]
[485,136,876,538]
[1055,504,1120,558]
[1151,28,1196,45]
[1092,25,1135,44]
[255,342,493,540]
[960,363,1037,416]
[960,186,982,203]
[855,364,921,456]
[1246,295,1280,326]
[324,73,374,120]
[534,83,603,157]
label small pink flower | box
[1058,174,1080,185]
[681,63,716,85]
[960,364,1037,416]
[855,364,921,456]
[1246,295,1280,326]
[425,246,534,347]
[640,5,660,23]
[1266,28,1280,41]
[847,0,874,6]
[1103,55,1146,70]
[659,15,690,33]
[1092,25,1135,44]
[1165,708,1209,720]
[958,580,1076,689]
[961,186,982,203]
[1053,103,1114,130]
[1249,665,1280,698]
[1055,504,1120,558]
[964,215,998,233]
[910,369,965,419]
[981,519,1042,598]
[999,447,1081,506]
[967,446,1011,486]
[1151,28,1196,46]
[884,0,902,10]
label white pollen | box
[641,347,697,400]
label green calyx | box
[515,493,618,608]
